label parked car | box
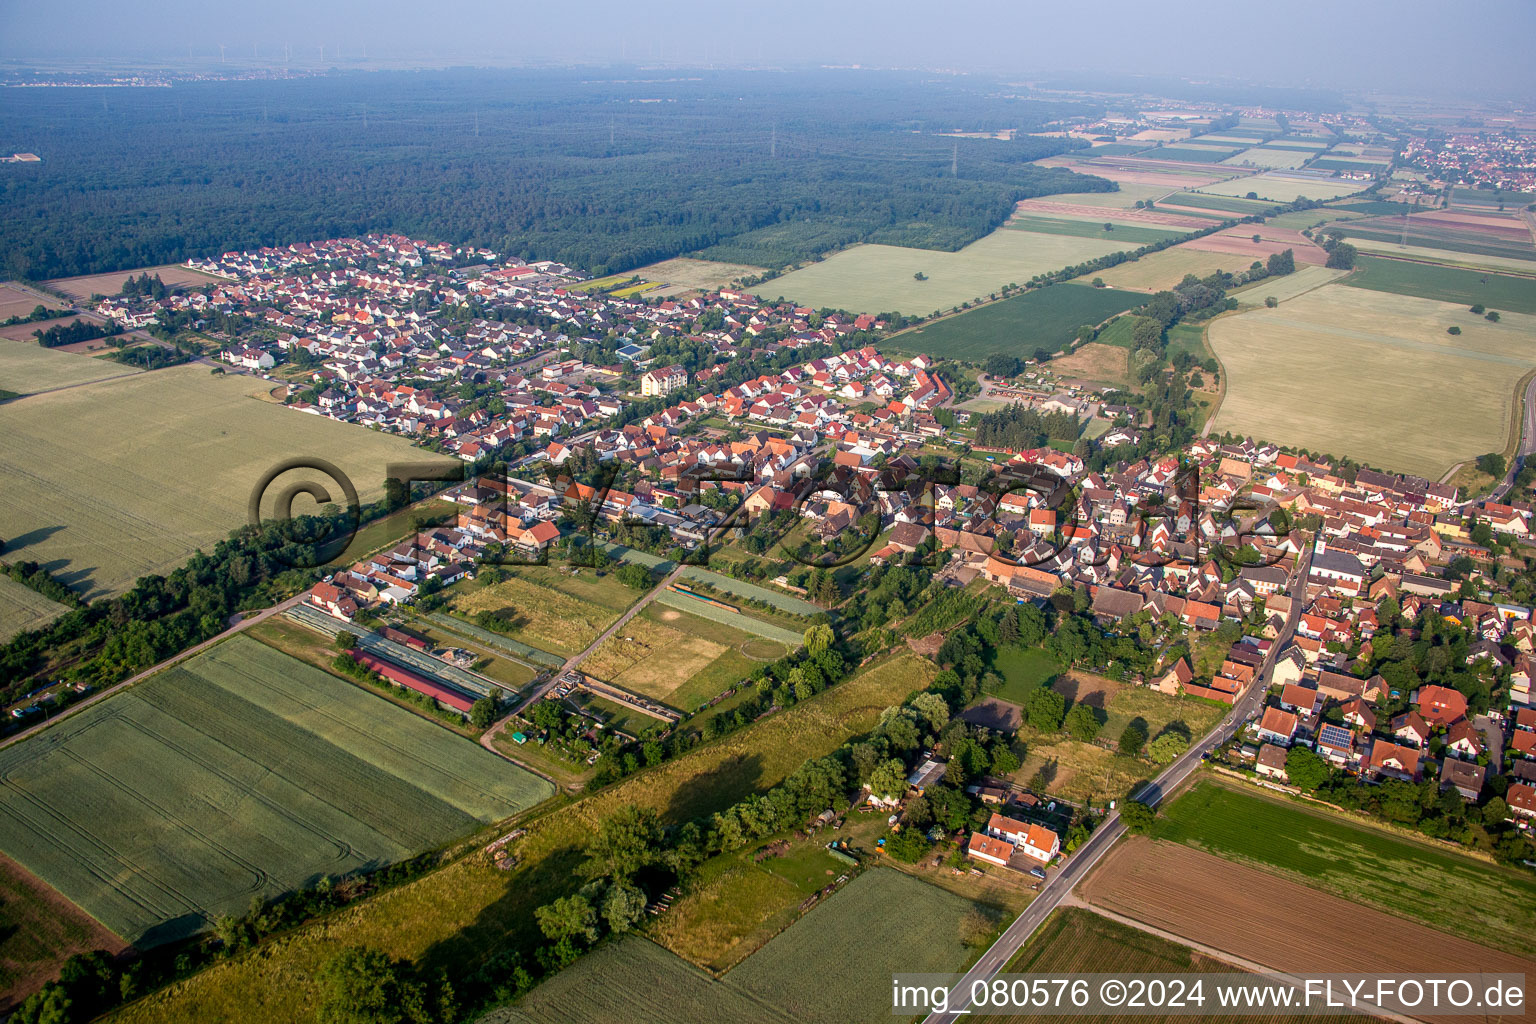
[1028,866,1047,880]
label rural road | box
[1468,370,1536,506]
[479,562,687,754]
[0,594,304,752]
[4,278,218,367]
[921,548,1311,1024]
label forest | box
[0,69,1110,280]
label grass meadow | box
[883,283,1144,360]
[113,653,935,1024]
[1208,283,1536,476]
[0,365,445,600]
[755,227,1142,314]
[449,569,636,657]
[0,637,552,945]
[1154,780,1536,950]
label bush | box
[1119,799,1156,834]
[885,827,931,863]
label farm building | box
[349,648,477,715]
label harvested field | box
[756,226,1142,315]
[0,575,70,643]
[113,654,935,1024]
[633,257,766,297]
[582,616,728,699]
[1208,283,1536,476]
[0,853,127,1012]
[0,314,88,341]
[1347,236,1536,275]
[1041,341,1127,385]
[0,365,445,600]
[1081,837,1536,995]
[1182,228,1328,265]
[1007,216,1188,246]
[44,263,230,300]
[884,283,1144,361]
[0,284,49,321]
[1343,255,1536,314]
[1086,246,1257,292]
[1220,146,1312,170]
[0,636,552,945]
[449,575,624,657]
[0,339,140,394]
[1153,780,1536,950]
[1197,173,1365,202]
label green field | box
[1336,225,1536,264]
[0,575,70,642]
[1346,236,1536,275]
[884,283,1144,360]
[494,869,978,1024]
[1042,184,1179,209]
[681,567,821,616]
[1161,192,1273,214]
[1164,322,1209,362]
[1137,147,1234,164]
[0,637,553,945]
[1220,147,1312,170]
[755,226,1143,315]
[1343,255,1536,314]
[654,589,806,647]
[0,340,141,395]
[1008,215,1189,245]
[1155,781,1536,950]
[113,652,935,1024]
[0,365,448,600]
[989,647,1063,704]
[1210,283,1536,476]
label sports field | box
[1152,781,1536,949]
[1208,283,1536,476]
[0,365,444,600]
[495,869,978,1024]
[0,637,553,945]
[0,575,70,642]
[1197,173,1365,202]
[755,226,1143,314]
[0,340,140,395]
[112,653,935,1024]
[1343,255,1536,314]
[883,283,1144,360]
[1085,246,1255,293]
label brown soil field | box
[0,853,127,1012]
[0,285,46,321]
[1184,230,1329,265]
[1043,342,1127,385]
[1358,212,1532,242]
[1412,209,1531,233]
[1081,837,1536,1021]
[959,696,1023,732]
[1014,200,1209,229]
[0,315,92,341]
[1083,165,1228,188]
[45,264,230,301]
[1051,670,1126,709]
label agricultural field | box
[113,653,935,1024]
[1134,146,1235,164]
[654,588,806,647]
[0,575,70,643]
[1085,246,1255,293]
[1081,836,1536,985]
[1041,342,1128,386]
[1151,781,1536,949]
[1208,283,1536,477]
[680,566,821,617]
[496,869,979,1024]
[998,908,1360,1024]
[0,284,48,320]
[0,365,446,600]
[1183,227,1327,266]
[883,283,1145,360]
[0,314,92,342]
[1345,235,1536,275]
[633,257,767,297]
[0,853,127,1012]
[1227,264,1345,305]
[44,263,231,301]
[0,637,553,945]
[1159,192,1273,215]
[1033,184,1177,209]
[1342,254,1536,314]
[0,339,140,395]
[1219,146,1312,170]
[1007,215,1188,245]
[1196,173,1366,202]
[754,225,1144,315]
[448,570,634,657]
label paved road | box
[479,562,687,754]
[0,595,304,751]
[923,549,1311,1024]
[1472,370,1536,505]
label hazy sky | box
[3,0,1533,100]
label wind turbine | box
[218,43,227,64]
